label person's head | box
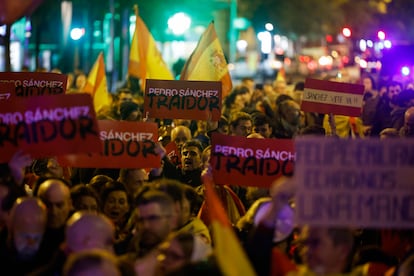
[299,226,355,274]
[134,190,178,251]
[115,89,133,114]
[403,106,414,137]
[273,79,287,94]
[224,86,250,111]
[217,116,229,135]
[156,232,212,275]
[37,178,72,229]
[75,73,87,90]
[229,111,252,137]
[362,75,376,92]
[201,145,212,170]
[87,175,113,196]
[118,168,148,196]
[241,77,255,94]
[155,179,191,228]
[65,211,115,254]
[100,181,131,226]
[171,125,192,152]
[181,140,204,173]
[253,113,273,138]
[119,101,142,121]
[70,185,100,213]
[278,99,301,126]
[386,81,403,102]
[63,249,121,276]
[9,197,47,260]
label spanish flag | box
[83,52,111,114]
[128,5,174,89]
[204,175,257,276]
[180,22,232,99]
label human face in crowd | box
[171,127,192,151]
[254,123,272,138]
[136,202,176,249]
[231,119,252,137]
[103,191,130,224]
[387,84,401,101]
[13,218,45,259]
[123,169,148,195]
[300,227,349,274]
[181,146,203,172]
[117,92,133,111]
[363,77,373,92]
[274,80,287,94]
[76,196,99,213]
[12,200,46,259]
[38,180,72,229]
[157,238,188,275]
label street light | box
[70,27,85,70]
[168,12,191,36]
[70,27,85,41]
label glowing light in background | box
[401,66,410,76]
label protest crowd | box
[0,12,414,276]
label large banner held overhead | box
[302,78,364,117]
[295,137,414,229]
[144,79,222,121]
[0,72,68,99]
[210,133,295,188]
[58,120,160,169]
[0,94,101,162]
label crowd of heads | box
[0,71,413,276]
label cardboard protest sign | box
[295,137,414,229]
[210,133,295,188]
[0,94,101,162]
[144,79,221,121]
[58,120,160,169]
[302,78,364,117]
[165,141,180,167]
[0,72,67,99]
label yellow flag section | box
[83,52,111,113]
[128,6,174,88]
[180,22,232,99]
[204,176,257,276]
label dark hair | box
[182,139,204,154]
[253,113,272,127]
[70,185,101,211]
[134,189,175,212]
[294,81,305,91]
[229,111,252,128]
[100,181,130,208]
[224,86,249,108]
[88,175,113,195]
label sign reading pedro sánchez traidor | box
[210,133,295,188]
[0,72,68,99]
[295,137,414,229]
[58,120,160,169]
[0,94,101,162]
[144,79,221,121]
